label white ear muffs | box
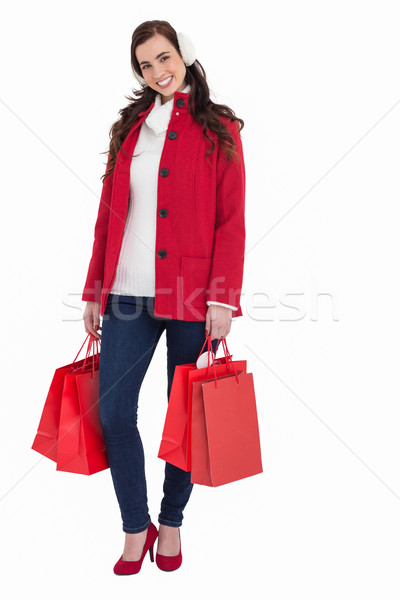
[131,68,147,86]
[132,31,197,86]
[176,32,196,67]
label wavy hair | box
[101,20,244,183]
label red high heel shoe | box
[155,528,182,572]
[113,522,158,575]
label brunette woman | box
[82,19,246,574]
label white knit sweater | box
[110,83,238,312]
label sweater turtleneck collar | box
[145,83,191,135]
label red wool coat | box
[82,89,246,321]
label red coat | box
[82,89,246,321]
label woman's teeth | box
[157,76,173,88]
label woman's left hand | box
[205,305,232,340]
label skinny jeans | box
[98,294,218,533]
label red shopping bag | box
[31,334,109,475]
[190,338,263,487]
[158,336,247,471]
[31,362,80,463]
[157,363,194,471]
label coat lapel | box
[117,102,155,171]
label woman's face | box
[136,33,187,104]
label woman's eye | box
[142,56,168,71]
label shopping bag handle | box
[214,337,239,385]
[71,334,101,379]
[198,335,239,388]
[220,337,239,381]
[197,334,238,373]
[196,333,229,363]
[82,336,100,378]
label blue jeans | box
[98,294,219,534]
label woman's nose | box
[153,67,165,80]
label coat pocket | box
[180,256,212,307]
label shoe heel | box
[149,543,154,563]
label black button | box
[168,130,177,140]
[160,168,169,177]
[158,208,168,217]
[158,249,167,258]
[176,98,185,107]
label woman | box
[82,20,246,575]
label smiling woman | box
[81,18,246,577]
[135,35,188,102]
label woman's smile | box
[157,75,173,88]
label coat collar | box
[144,83,191,135]
[119,84,193,162]
[138,83,192,120]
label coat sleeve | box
[207,300,238,311]
[82,153,113,304]
[206,119,246,310]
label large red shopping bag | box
[190,338,263,487]
[158,336,247,471]
[31,334,109,475]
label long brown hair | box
[101,20,244,183]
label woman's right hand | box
[83,301,102,340]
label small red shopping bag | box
[157,363,195,471]
[190,338,263,487]
[158,336,246,471]
[31,334,109,475]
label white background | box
[1,1,400,598]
